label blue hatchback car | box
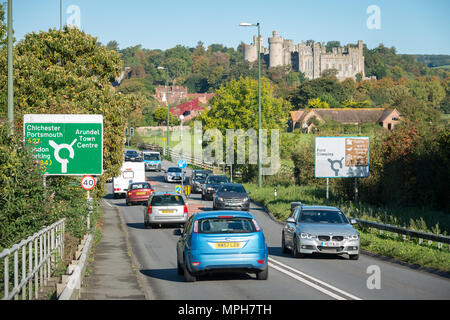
[174,211,269,282]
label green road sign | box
[24,114,103,175]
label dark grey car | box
[201,175,229,201]
[212,183,251,211]
[281,204,360,260]
[190,169,212,193]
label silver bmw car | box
[281,204,360,260]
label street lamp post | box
[7,0,13,134]
[240,22,262,187]
[157,66,170,158]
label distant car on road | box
[201,175,229,201]
[281,204,360,260]
[126,182,154,206]
[142,151,162,171]
[124,150,141,162]
[174,211,268,282]
[190,169,212,193]
[164,167,184,183]
[144,192,189,228]
[213,183,250,211]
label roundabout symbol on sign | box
[81,175,96,191]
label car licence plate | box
[215,242,242,249]
[321,241,341,247]
[161,210,175,214]
[136,192,146,195]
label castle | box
[244,31,367,81]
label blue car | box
[174,211,269,282]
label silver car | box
[144,192,188,228]
[164,167,184,183]
[281,204,360,260]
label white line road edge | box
[269,257,362,300]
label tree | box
[202,77,291,132]
[106,40,119,52]
[0,27,130,190]
[325,41,341,53]
[307,98,329,108]
[153,107,168,125]
[321,68,338,78]
[291,77,346,109]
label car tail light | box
[114,188,120,192]
[191,262,201,266]
[252,219,261,232]
[150,189,154,194]
[193,220,198,233]
[218,216,233,219]
[147,206,152,214]
[257,260,265,264]
[128,191,132,196]
[184,204,188,214]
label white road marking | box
[269,257,362,300]
[103,199,114,207]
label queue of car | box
[111,151,360,282]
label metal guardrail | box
[355,218,450,246]
[0,219,66,300]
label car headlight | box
[217,197,224,202]
[346,234,359,240]
[300,233,316,240]
[243,197,250,203]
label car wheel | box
[256,266,268,280]
[281,233,289,254]
[292,235,305,258]
[201,193,205,200]
[349,254,359,260]
[113,193,118,199]
[183,257,196,282]
[177,260,184,275]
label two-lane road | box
[103,159,450,300]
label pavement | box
[79,200,146,300]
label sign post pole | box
[354,178,359,205]
[326,178,329,205]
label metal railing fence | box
[0,219,65,300]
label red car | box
[126,182,154,206]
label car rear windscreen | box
[151,195,185,206]
[298,210,349,224]
[130,183,151,190]
[198,218,255,233]
[168,167,182,172]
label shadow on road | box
[140,269,255,283]
[268,246,348,260]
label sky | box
[9,0,450,54]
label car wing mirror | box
[286,217,296,224]
[173,229,182,236]
[350,218,357,225]
[247,191,251,195]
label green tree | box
[0,27,130,189]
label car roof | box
[193,211,253,220]
[143,151,160,154]
[130,181,151,185]
[207,174,227,178]
[219,183,243,187]
[300,206,341,211]
[193,169,211,173]
[152,191,180,196]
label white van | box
[113,161,146,198]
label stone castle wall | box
[244,31,366,81]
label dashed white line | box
[268,257,362,300]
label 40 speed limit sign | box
[81,175,96,191]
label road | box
[102,159,450,300]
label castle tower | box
[268,31,284,67]
[244,35,264,63]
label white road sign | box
[315,137,370,178]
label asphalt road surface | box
[102,159,450,300]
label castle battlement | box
[243,30,366,80]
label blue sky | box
[10,0,450,54]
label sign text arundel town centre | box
[24,115,103,176]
